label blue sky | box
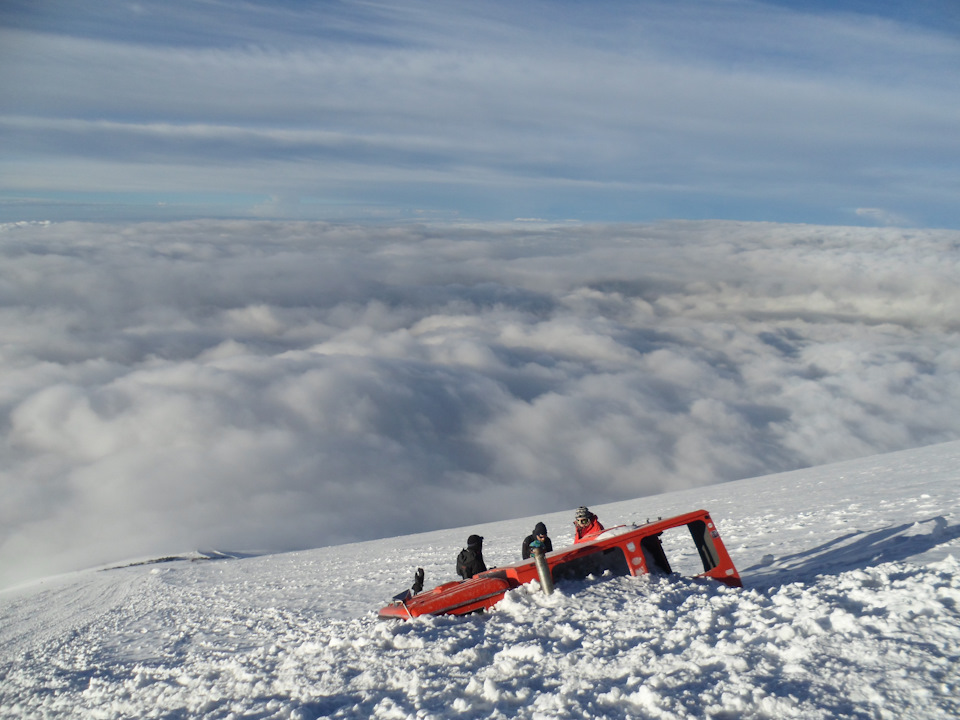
[2,0,959,226]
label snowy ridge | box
[2,441,959,719]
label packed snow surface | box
[2,441,959,719]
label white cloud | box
[2,219,960,587]
[1,2,958,224]
[855,207,911,226]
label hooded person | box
[573,506,605,543]
[456,534,487,579]
[521,522,554,559]
[392,567,425,602]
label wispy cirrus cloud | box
[1,0,958,225]
[855,207,911,227]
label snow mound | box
[1,562,957,719]
[2,440,959,719]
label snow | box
[2,441,959,719]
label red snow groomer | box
[379,509,741,620]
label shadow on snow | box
[743,515,960,589]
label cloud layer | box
[2,219,959,586]
[2,0,959,225]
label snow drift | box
[1,440,958,719]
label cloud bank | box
[2,219,959,587]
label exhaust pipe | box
[531,547,554,595]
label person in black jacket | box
[456,534,487,579]
[521,522,553,559]
[392,567,425,602]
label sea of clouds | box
[2,219,958,587]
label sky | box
[2,439,958,718]
[2,218,959,587]
[2,0,960,226]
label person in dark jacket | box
[392,567,425,602]
[573,506,605,543]
[456,534,487,579]
[521,522,553,559]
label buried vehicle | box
[379,509,741,619]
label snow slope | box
[2,441,959,719]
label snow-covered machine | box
[379,509,741,619]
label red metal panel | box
[378,509,742,619]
